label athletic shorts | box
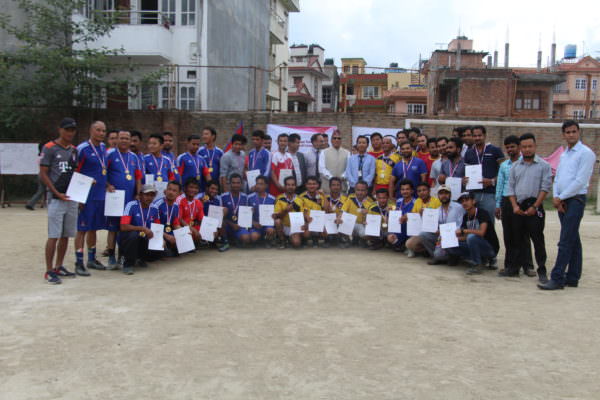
[226,226,250,240]
[48,199,78,239]
[249,226,274,236]
[282,226,304,237]
[77,199,107,231]
[106,216,121,232]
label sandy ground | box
[1,207,600,400]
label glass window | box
[575,79,587,90]
[352,66,359,74]
[362,86,379,98]
[322,87,331,103]
[181,0,195,25]
[180,86,196,110]
[161,0,175,25]
[407,104,426,114]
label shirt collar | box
[568,141,583,152]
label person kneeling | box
[301,176,329,248]
[222,174,251,247]
[274,176,308,249]
[178,178,205,247]
[153,181,183,257]
[366,189,393,250]
[337,181,373,247]
[386,179,415,252]
[248,175,277,247]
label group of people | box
[39,117,595,292]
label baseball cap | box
[59,118,77,129]
[457,192,475,202]
[437,185,452,194]
[140,184,157,194]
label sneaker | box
[101,249,110,257]
[320,240,330,248]
[25,204,34,211]
[54,266,76,278]
[135,259,148,268]
[106,257,119,270]
[75,262,90,277]
[466,265,483,275]
[427,258,444,265]
[218,242,230,252]
[406,249,416,258]
[122,265,134,275]
[277,239,286,249]
[45,270,62,284]
[487,258,498,270]
[87,259,106,270]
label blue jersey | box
[161,150,175,163]
[76,140,107,201]
[153,197,180,233]
[121,200,159,228]
[143,153,176,182]
[107,149,141,203]
[176,152,209,187]
[197,146,224,183]
[196,193,222,215]
[395,197,416,236]
[247,148,271,177]
[391,157,428,196]
[221,192,249,222]
[247,192,276,223]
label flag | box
[224,121,244,153]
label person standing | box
[246,130,271,191]
[368,132,384,158]
[130,130,146,175]
[500,133,552,283]
[26,142,47,210]
[269,134,294,196]
[373,136,400,194]
[161,131,176,161]
[389,141,428,200]
[176,134,211,189]
[74,121,108,276]
[304,133,325,177]
[39,118,79,283]
[219,134,247,193]
[429,136,448,194]
[437,137,466,192]
[319,129,349,193]
[197,126,224,184]
[539,120,596,290]
[143,133,176,183]
[287,133,308,193]
[345,136,376,193]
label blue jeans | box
[448,233,495,265]
[473,192,496,223]
[550,196,586,285]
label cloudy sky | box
[289,0,600,70]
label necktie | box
[358,155,364,177]
[316,149,320,176]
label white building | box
[322,58,339,112]
[267,0,300,112]
[287,44,328,112]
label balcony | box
[269,11,286,45]
[280,0,300,12]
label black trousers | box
[501,198,533,271]
[511,203,547,275]
[119,231,151,267]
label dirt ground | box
[1,207,599,400]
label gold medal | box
[102,168,107,175]
[208,167,213,173]
[126,174,132,181]
[156,176,163,182]
[382,223,388,229]
[232,215,237,222]
[196,175,201,180]
[139,231,146,237]
[165,226,172,233]
[380,173,386,179]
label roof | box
[516,73,565,83]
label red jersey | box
[269,151,294,196]
[368,150,384,158]
[178,197,204,228]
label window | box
[362,86,380,98]
[593,79,598,91]
[322,87,332,103]
[186,70,197,79]
[346,85,354,95]
[573,110,585,119]
[515,91,542,110]
[180,86,196,110]
[407,104,426,114]
[351,65,359,74]
[343,66,349,73]
[293,76,303,85]
[181,0,195,25]
[161,0,175,25]
[575,78,587,90]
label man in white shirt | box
[319,129,350,193]
[287,133,307,193]
[304,133,324,178]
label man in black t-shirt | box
[447,192,500,275]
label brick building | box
[552,56,600,119]
[338,58,387,113]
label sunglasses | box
[332,137,341,140]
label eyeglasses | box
[332,137,341,140]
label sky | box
[289,0,600,70]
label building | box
[286,44,328,112]
[0,1,29,53]
[267,0,301,112]
[339,58,387,113]
[552,55,600,119]
[424,36,563,118]
[322,58,339,112]
[384,63,427,115]
[78,0,298,112]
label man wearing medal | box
[273,175,307,249]
[153,180,182,256]
[222,173,252,246]
[74,121,108,276]
[366,188,393,250]
[105,130,143,268]
[197,126,224,184]
[337,181,373,247]
[389,141,428,201]
[301,176,329,248]
[144,133,176,183]
[324,177,347,247]
[373,136,400,195]
[247,175,277,247]
[177,134,211,189]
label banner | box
[351,126,401,146]
[266,124,337,153]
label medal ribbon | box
[152,154,165,176]
[88,140,106,171]
[117,150,130,175]
[138,201,150,228]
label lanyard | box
[402,157,414,177]
[353,196,365,209]
[475,145,488,165]
[377,204,388,219]
[152,154,165,175]
[88,140,106,170]
[329,195,343,209]
[138,201,150,228]
[449,159,460,177]
[188,152,200,176]
[230,193,241,216]
[165,202,174,226]
[440,205,449,224]
[117,150,130,174]
[257,193,268,205]
[467,208,478,230]
[285,194,297,204]
[206,147,216,167]
[250,149,260,170]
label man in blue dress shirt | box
[345,135,375,193]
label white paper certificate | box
[200,216,219,242]
[388,210,403,233]
[288,211,304,234]
[238,205,253,228]
[365,214,381,237]
[421,208,440,233]
[148,223,164,250]
[145,174,154,185]
[445,177,462,201]
[278,169,293,187]
[308,210,325,233]
[208,205,224,228]
[174,226,195,254]
[407,213,422,236]
[154,181,168,199]
[465,165,483,190]
[259,204,275,226]
[338,212,357,236]
[440,222,459,249]
[104,190,125,217]
[65,172,94,204]
[324,213,338,234]
[246,169,260,189]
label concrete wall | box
[0,1,28,53]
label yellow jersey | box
[300,191,327,212]
[274,193,305,227]
[411,196,441,214]
[341,194,373,224]
[326,193,348,215]
[375,152,401,186]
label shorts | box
[77,199,107,231]
[107,216,121,232]
[282,226,304,237]
[353,223,366,238]
[226,226,250,240]
[250,225,274,236]
[48,199,78,239]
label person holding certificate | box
[197,180,230,252]
[386,180,416,252]
[273,176,307,249]
[119,184,160,275]
[176,135,211,190]
[437,137,466,196]
[153,181,182,256]
[178,179,205,246]
[247,176,277,247]
[301,176,328,248]
[143,133,176,183]
[197,126,224,185]
[403,182,441,257]
[325,177,347,247]
[338,181,373,247]
[246,130,271,192]
[373,136,400,194]
[366,189,393,250]
[221,174,251,247]
[269,134,294,196]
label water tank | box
[564,44,577,59]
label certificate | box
[440,222,459,249]
[365,214,381,237]
[246,169,260,189]
[288,211,304,234]
[445,177,462,201]
[465,165,483,190]
[421,208,439,233]
[388,210,403,233]
[154,181,168,199]
[308,210,325,233]
[200,216,219,242]
[238,205,253,228]
[174,226,195,254]
[65,172,93,204]
[407,213,422,236]
[104,190,125,217]
[208,205,224,228]
[145,174,154,185]
[338,212,357,236]
[324,213,338,234]
[148,223,164,250]
[259,204,275,226]
[278,169,293,187]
